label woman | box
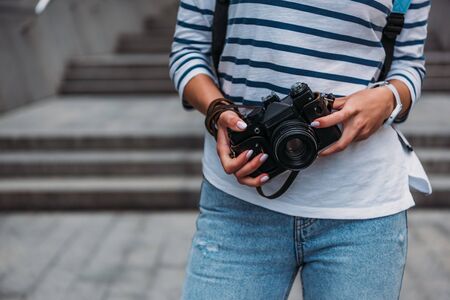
[169,0,432,299]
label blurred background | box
[0,0,448,299]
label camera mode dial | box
[262,92,280,108]
[290,82,313,101]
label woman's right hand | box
[216,110,270,187]
[180,74,270,187]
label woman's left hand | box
[311,86,396,157]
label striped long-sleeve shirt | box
[169,0,432,219]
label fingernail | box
[261,175,270,183]
[245,149,254,159]
[318,151,328,157]
[310,121,320,128]
[237,121,247,130]
[260,153,269,163]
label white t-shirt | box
[169,0,432,219]
[202,124,431,219]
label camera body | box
[228,82,341,178]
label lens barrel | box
[271,119,318,170]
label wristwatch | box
[368,81,403,126]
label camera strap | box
[256,171,299,199]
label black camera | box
[228,82,341,180]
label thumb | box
[218,110,247,132]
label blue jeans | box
[182,178,408,300]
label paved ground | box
[0,210,449,300]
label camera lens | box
[285,138,306,159]
[272,120,318,170]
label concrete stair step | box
[116,35,172,54]
[118,33,173,43]
[60,54,172,94]
[411,175,450,208]
[65,66,169,80]
[144,14,177,32]
[0,135,203,151]
[405,133,450,148]
[0,150,203,177]
[423,78,450,92]
[69,54,169,67]
[144,21,176,32]
[59,79,175,94]
[1,132,448,151]
[0,176,202,211]
[0,97,204,150]
[423,52,450,91]
[116,45,172,54]
[398,93,450,148]
[0,148,447,177]
[426,64,450,77]
[415,148,450,174]
[142,27,175,36]
[426,51,450,63]
[0,175,447,210]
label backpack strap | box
[378,0,412,80]
[212,0,230,74]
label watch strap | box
[384,83,403,126]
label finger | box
[354,128,374,142]
[235,153,269,178]
[332,97,347,110]
[218,110,247,132]
[216,127,233,170]
[216,128,253,174]
[236,173,270,187]
[311,108,353,128]
[216,126,230,154]
[319,124,360,156]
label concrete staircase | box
[0,96,204,210]
[59,8,177,95]
[59,54,174,94]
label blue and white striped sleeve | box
[386,0,431,120]
[169,0,217,106]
